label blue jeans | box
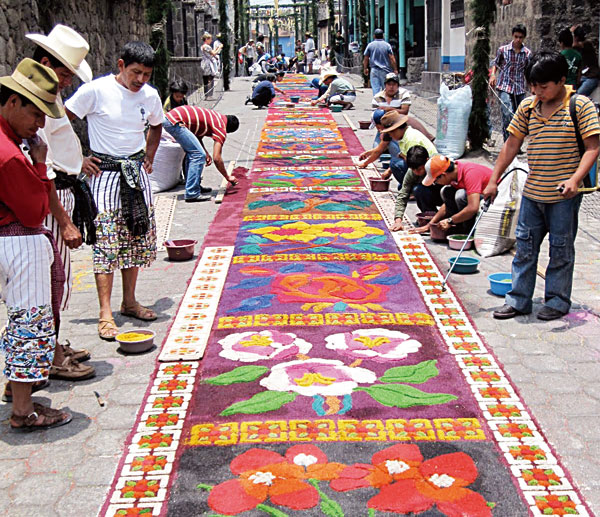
[374,133,407,187]
[370,68,388,95]
[414,183,443,213]
[577,77,599,97]
[498,90,526,141]
[163,118,206,199]
[506,195,583,315]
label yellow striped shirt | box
[508,86,600,202]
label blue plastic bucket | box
[488,272,512,296]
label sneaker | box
[199,186,212,194]
[49,357,96,381]
[536,306,566,321]
[245,96,252,105]
[492,304,526,320]
[185,195,211,202]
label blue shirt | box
[252,80,275,100]
[364,40,394,72]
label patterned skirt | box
[90,169,157,274]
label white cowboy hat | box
[26,24,92,83]
[319,69,338,84]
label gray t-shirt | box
[364,40,393,72]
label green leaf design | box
[348,243,387,252]
[280,201,307,211]
[240,244,263,255]
[360,235,387,244]
[354,384,457,408]
[205,366,269,385]
[307,479,344,517]
[248,200,276,210]
[196,483,213,491]
[255,504,290,516]
[317,203,358,212]
[379,360,439,384]
[368,509,376,517]
[220,391,297,416]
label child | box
[484,50,600,321]
[163,79,188,112]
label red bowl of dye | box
[369,177,391,191]
[359,120,371,129]
[164,239,197,261]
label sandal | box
[2,380,50,403]
[10,405,72,432]
[98,317,119,341]
[61,340,91,362]
[120,303,157,321]
[49,357,96,381]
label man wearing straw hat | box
[24,24,96,384]
[310,70,356,109]
[65,42,164,340]
[0,58,72,431]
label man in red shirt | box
[0,58,72,431]
[164,106,239,202]
[412,155,493,234]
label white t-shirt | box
[38,97,83,179]
[65,74,163,156]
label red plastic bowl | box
[164,239,197,261]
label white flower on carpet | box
[325,328,422,362]
[293,453,318,467]
[218,330,312,362]
[385,459,410,475]
[260,358,377,396]
[248,471,277,486]
[428,473,455,488]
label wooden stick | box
[214,160,236,204]
[343,113,357,132]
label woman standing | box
[200,33,218,99]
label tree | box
[218,0,231,90]
[145,0,172,99]
[468,0,496,149]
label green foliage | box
[145,0,172,25]
[328,0,336,64]
[468,0,496,149]
[150,27,170,100]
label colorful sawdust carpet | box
[102,76,592,517]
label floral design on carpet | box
[251,169,361,188]
[200,445,346,515]
[205,329,456,417]
[196,443,493,516]
[238,220,392,255]
[330,443,493,516]
[262,128,342,140]
[226,263,403,314]
[246,191,373,214]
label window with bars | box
[450,0,465,28]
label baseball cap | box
[370,108,386,129]
[385,72,400,84]
[422,155,452,186]
[380,111,409,133]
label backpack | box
[525,93,596,191]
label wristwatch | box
[447,217,453,225]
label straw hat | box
[422,155,452,186]
[319,69,338,84]
[26,24,92,83]
[380,111,409,133]
[0,58,63,118]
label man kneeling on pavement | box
[410,155,493,235]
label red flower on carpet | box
[331,444,491,517]
[207,444,345,515]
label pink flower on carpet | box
[207,445,345,515]
[218,330,312,362]
[325,328,422,362]
[260,358,377,396]
[331,444,491,516]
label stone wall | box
[0,0,151,78]
[465,0,600,70]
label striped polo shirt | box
[508,87,600,203]
[165,106,228,145]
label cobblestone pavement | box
[1,74,599,515]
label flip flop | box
[120,303,158,321]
